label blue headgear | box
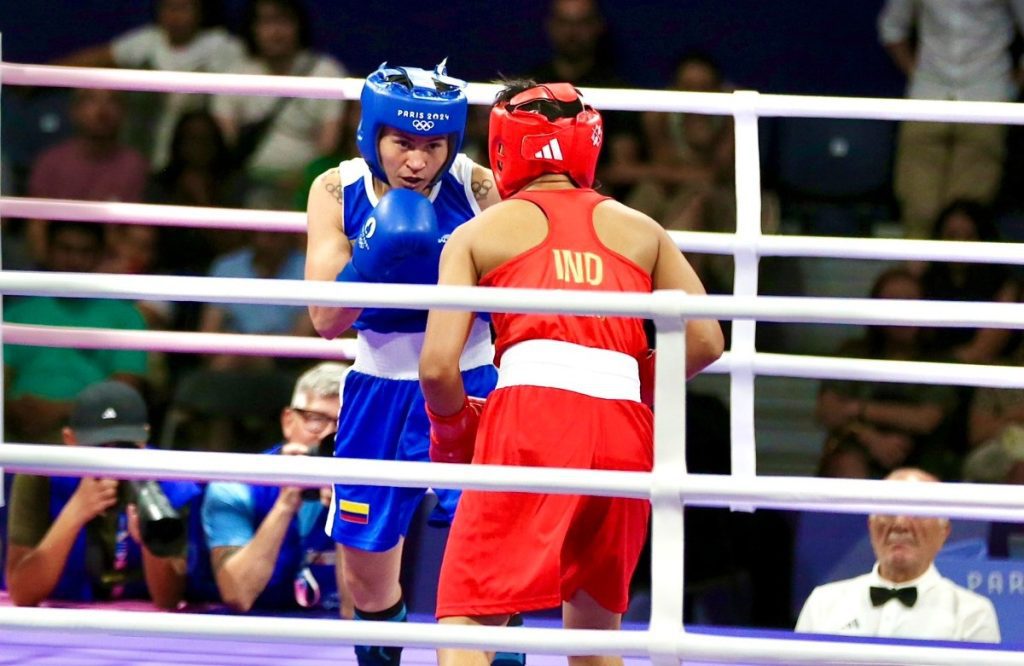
[356,60,468,186]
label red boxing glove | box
[426,396,487,464]
[639,350,656,409]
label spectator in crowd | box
[4,222,149,444]
[201,362,351,614]
[146,109,248,278]
[528,0,644,200]
[197,231,311,370]
[56,0,246,169]
[622,52,779,294]
[796,468,1000,642]
[24,88,149,267]
[98,224,174,330]
[878,0,1024,239]
[962,341,1024,483]
[211,0,347,210]
[919,200,1019,366]
[628,53,735,216]
[4,381,199,609]
[815,268,958,480]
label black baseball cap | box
[69,381,150,446]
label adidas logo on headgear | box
[534,138,563,161]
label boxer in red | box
[419,80,724,666]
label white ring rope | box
[3,443,1024,522]
[3,271,1024,330]
[10,322,1024,390]
[5,196,1024,264]
[0,196,307,232]
[4,61,1024,664]
[0,323,356,359]
[5,62,1024,123]
[0,607,1018,666]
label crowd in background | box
[2,0,1024,632]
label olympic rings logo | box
[411,119,435,132]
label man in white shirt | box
[56,0,246,168]
[795,468,1000,642]
[878,0,1024,239]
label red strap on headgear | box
[489,83,603,199]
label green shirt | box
[4,297,148,399]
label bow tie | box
[870,586,917,608]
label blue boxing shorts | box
[327,322,496,552]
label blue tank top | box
[340,155,481,334]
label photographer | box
[5,380,197,609]
[201,362,349,614]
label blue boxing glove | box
[337,188,442,285]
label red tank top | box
[480,188,652,365]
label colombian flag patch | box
[339,499,370,525]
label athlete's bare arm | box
[649,221,724,377]
[419,224,480,416]
[594,200,723,377]
[470,163,502,210]
[305,168,362,339]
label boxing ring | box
[2,58,1024,665]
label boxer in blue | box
[304,62,503,666]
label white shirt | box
[878,0,1024,102]
[110,25,246,168]
[211,52,346,174]
[796,564,1000,642]
[111,25,245,74]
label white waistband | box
[352,318,494,380]
[496,340,640,402]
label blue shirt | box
[207,248,306,334]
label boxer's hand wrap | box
[336,187,442,285]
[426,396,487,464]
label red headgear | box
[488,83,603,199]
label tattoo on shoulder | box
[212,546,242,572]
[322,168,343,205]
[472,177,493,202]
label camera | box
[300,432,335,501]
[120,480,186,558]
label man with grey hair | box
[796,468,1000,642]
[201,361,350,614]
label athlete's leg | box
[343,540,407,666]
[563,590,622,666]
[437,614,512,666]
[343,540,404,610]
[335,542,356,619]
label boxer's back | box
[468,187,661,281]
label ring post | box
[648,291,689,666]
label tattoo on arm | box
[322,168,342,205]
[472,177,493,202]
[212,546,242,573]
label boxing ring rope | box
[5,440,1024,520]
[0,606,1018,666]
[11,323,1024,390]
[3,60,1024,665]
[8,196,1024,265]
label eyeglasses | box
[290,407,336,431]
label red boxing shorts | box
[436,382,652,618]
